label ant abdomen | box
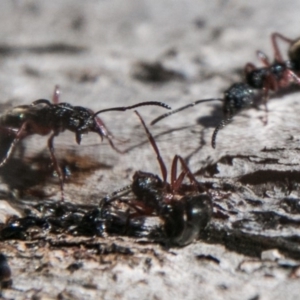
[288,38,300,70]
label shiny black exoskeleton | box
[0,86,170,200]
[131,171,165,211]
[245,62,288,90]
[0,202,131,239]
[245,33,300,93]
[162,194,212,246]
[106,111,212,246]
[151,33,300,149]
[222,83,254,116]
[1,101,106,145]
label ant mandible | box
[151,33,300,148]
[105,111,212,246]
[0,86,171,200]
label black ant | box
[151,82,254,149]
[0,86,171,200]
[104,111,212,246]
[151,33,300,148]
[0,201,116,238]
[244,33,300,118]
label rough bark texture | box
[0,1,300,299]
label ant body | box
[0,86,171,200]
[244,32,300,122]
[105,111,212,246]
[151,33,300,148]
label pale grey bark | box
[0,1,300,299]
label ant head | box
[132,171,164,191]
[65,107,102,144]
[223,83,254,116]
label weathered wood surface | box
[1,1,300,299]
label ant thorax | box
[50,103,96,134]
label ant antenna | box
[211,116,233,148]
[93,101,171,117]
[100,184,132,205]
[150,98,223,125]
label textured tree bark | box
[0,1,300,299]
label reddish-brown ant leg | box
[134,110,168,183]
[287,69,300,84]
[171,155,199,192]
[270,33,300,85]
[247,52,273,124]
[271,32,294,62]
[47,131,65,201]
[244,62,256,74]
[129,200,155,216]
[0,126,17,136]
[0,122,28,167]
[52,85,60,104]
[170,155,186,191]
[260,86,270,125]
[176,155,211,195]
[94,117,127,154]
[256,50,271,67]
[177,155,198,185]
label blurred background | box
[1,1,300,298]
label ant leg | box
[211,116,233,149]
[0,122,28,167]
[135,111,168,183]
[244,62,256,79]
[176,155,198,185]
[94,117,127,154]
[52,85,60,104]
[245,63,256,73]
[0,126,17,136]
[170,155,186,191]
[171,155,199,192]
[256,50,271,67]
[259,73,280,126]
[176,155,199,188]
[47,131,64,201]
[286,69,300,85]
[260,86,270,125]
[271,32,293,62]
